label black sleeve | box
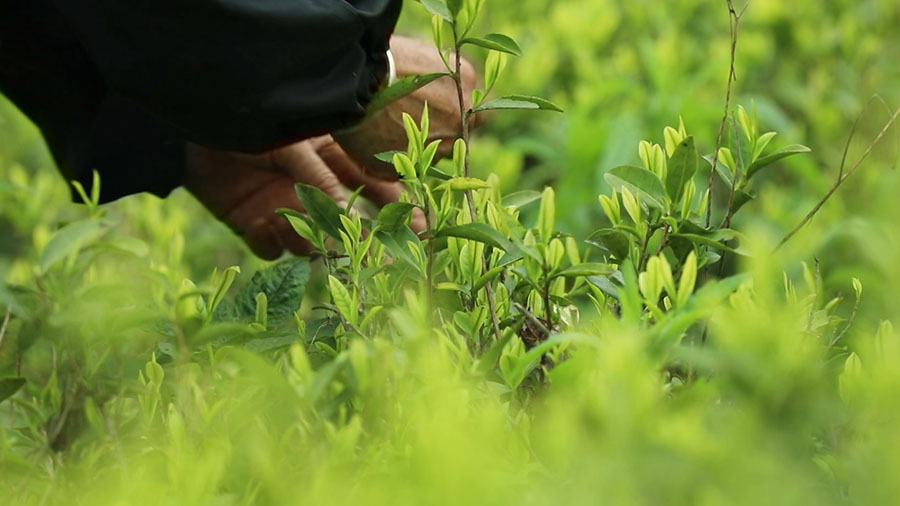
[0,0,401,202]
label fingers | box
[268,140,349,207]
[184,144,315,259]
[228,174,316,259]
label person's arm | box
[0,0,400,202]
[52,0,402,153]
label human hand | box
[332,35,480,179]
[184,135,423,259]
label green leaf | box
[0,377,25,403]
[552,263,614,279]
[670,232,746,256]
[538,187,556,243]
[294,183,345,239]
[604,165,668,210]
[374,150,404,164]
[460,34,522,56]
[375,226,423,273]
[665,136,698,203]
[586,228,631,261]
[472,95,563,114]
[731,190,755,214]
[366,72,450,115]
[328,275,355,326]
[506,333,598,388]
[445,0,463,15]
[40,219,109,273]
[473,253,524,291]
[420,0,452,20]
[438,177,492,191]
[747,144,811,178]
[225,258,311,324]
[435,223,519,254]
[649,273,751,353]
[377,202,417,232]
[502,190,542,209]
[208,266,241,316]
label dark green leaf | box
[587,275,619,298]
[366,73,450,114]
[375,226,423,273]
[731,190,755,214]
[460,34,522,56]
[377,202,417,232]
[586,228,631,261]
[665,136,698,202]
[294,183,345,239]
[0,377,25,403]
[747,144,811,178]
[435,223,520,254]
[604,165,667,210]
[427,167,454,181]
[227,258,311,324]
[472,95,563,114]
[446,0,463,15]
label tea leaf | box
[604,165,667,210]
[503,190,542,209]
[377,202,417,232]
[747,144,811,178]
[472,95,563,114]
[436,223,520,254]
[294,183,345,239]
[230,258,311,324]
[461,34,522,56]
[665,136,698,203]
[0,377,25,403]
[366,72,450,114]
[552,263,615,279]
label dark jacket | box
[0,0,402,201]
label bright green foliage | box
[3,0,900,505]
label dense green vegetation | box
[2,1,900,504]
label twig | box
[0,306,11,350]
[706,1,746,228]
[775,104,900,251]
[513,302,551,338]
[452,21,503,344]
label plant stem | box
[0,306,10,350]
[452,21,503,343]
[706,1,745,228]
[776,105,900,251]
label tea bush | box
[2,1,900,505]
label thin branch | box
[513,302,551,338]
[0,306,11,350]
[775,104,900,251]
[705,1,746,228]
[451,21,503,344]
